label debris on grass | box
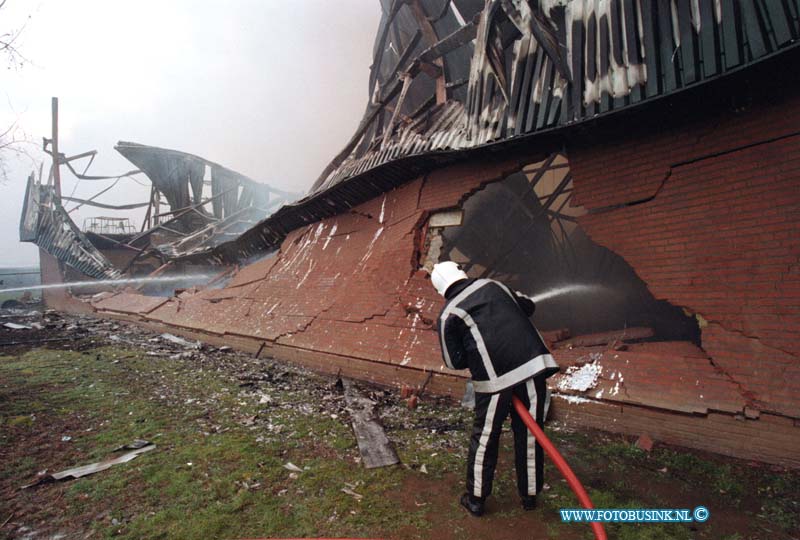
[283,462,303,473]
[3,309,798,539]
[341,486,364,500]
[159,333,201,349]
[22,443,155,488]
[406,395,418,409]
[342,378,399,469]
[112,439,152,452]
[3,322,31,330]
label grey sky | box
[0,0,381,267]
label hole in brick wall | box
[435,152,700,343]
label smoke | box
[0,2,382,267]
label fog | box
[0,0,381,267]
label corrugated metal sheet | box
[170,0,800,265]
[315,0,800,194]
[110,142,297,261]
[115,141,294,225]
[19,176,121,280]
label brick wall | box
[108,156,523,378]
[89,86,800,466]
[39,249,93,314]
[570,91,800,419]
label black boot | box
[521,495,537,511]
[460,493,485,517]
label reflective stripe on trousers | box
[466,377,548,499]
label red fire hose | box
[512,395,607,540]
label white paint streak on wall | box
[379,195,387,224]
[282,222,327,274]
[564,0,582,82]
[401,334,419,366]
[636,0,646,59]
[558,0,650,106]
[322,223,338,250]
[450,1,467,26]
[541,0,571,13]
[359,226,384,264]
[619,2,647,92]
[295,259,315,289]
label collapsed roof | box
[171,0,800,265]
[19,142,297,278]
[114,142,296,259]
[20,1,800,272]
[19,174,122,279]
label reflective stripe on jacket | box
[438,278,559,393]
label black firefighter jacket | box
[438,278,559,394]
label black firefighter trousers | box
[467,376,548,499]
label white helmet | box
[431,261,468,297]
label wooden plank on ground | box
[342,378,400,469]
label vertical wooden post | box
[153,189,160,225]
[51,97,61,198]
[141,185,155,232]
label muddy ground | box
[1,309,798,539]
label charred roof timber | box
[166,0,799,266]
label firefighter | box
[430,261,559,516]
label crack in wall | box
[588,130,800,216]
[707,319,799,360]
[415,174,428,211]
[272,296,410,343]
[270,304,336,342]
[571,133,800,419]
[349,209,374,220]
[691,321,760,409]
[703,320,797,410]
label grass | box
[2,343,799,539]
[0,347,430,539]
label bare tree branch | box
[0,0,34,183]
[0,14,31,69]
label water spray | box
[529,283,606,304]
[0,274,215,295]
